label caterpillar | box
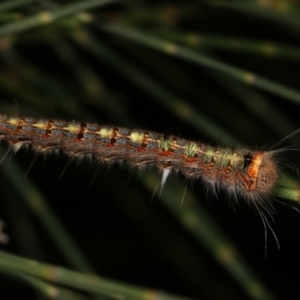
[1,113,294,252]
[0,113,279,202]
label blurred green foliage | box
[0,1,300,299]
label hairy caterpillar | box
[0,113,279,201]
[1,113,294,252]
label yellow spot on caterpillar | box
[33,122,48,129]
[7,118,18,125]
[230,152,243,168]
[159,137,172,151]
[130,132,144,143]
[98,128,113,138]
[66,124,80,133]
[185,142,198,157]
[205,148,214,162]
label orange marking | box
[245,152,264,190]
[187,157,197,163]
[105,142,114,147]
[247,153,263,179]
[137,147,146,152]
[161,151,172,156]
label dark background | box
[0,1,300,299]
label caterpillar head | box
[255,152,279,196]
